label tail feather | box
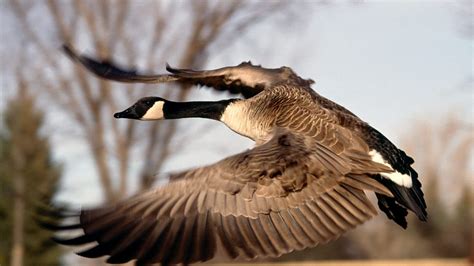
[360,126,427,227]
[373,169,427,228]
[376,193,408,229]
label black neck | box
[162,99,237,120]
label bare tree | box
[6,0,303,203]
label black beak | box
[114,107,140,119]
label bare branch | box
[7,0,303,203]
[8,0,58,70]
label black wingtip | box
[376,193,408,229]
[52,234,96,246]
[34,199,83,235]
[238,61,253,66]
[62,43,79,61]
[165,62,177,73]
[36,217,82,231]
[76,244,109,258]
[373,171,427,224]
[34,202,80,219]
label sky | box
[5,1,469,206]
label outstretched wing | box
[62,44,309,98]
[165,62,279,98]
[51,130,393,265]
[62,45,179,84]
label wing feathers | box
[248,218,278,256]
[318,196,352,232]
[76,243,111,258]
[328,189,366,224]
[298,204,332,242]
[106,219,156,263]
[169,213,197,263]
[62,45,178,84]
[169,194,189,217]
[223,214,254,258]
[157,194,179,218]
[50,131,393,264]
[135,217,172,262]
[205,190,217,210]
[344,175,393,197]
[235,215,266,256]
[225,194,237,216]
[307,200,341,235]
[53,234,95,246]
[197,190,208,213]
[215,192,227,215]
[342,184,378,216]
[279,209,313,247]
[216,214,242,259]
[153,216,185,262]
[184,191,200,215]
[288,208,321,245]
[54,182,379,264]
[320,194,357,230]
[269,212,303,250]
[63,44,272,98]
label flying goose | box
[53,45,427,265]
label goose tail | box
[374,167,427,228]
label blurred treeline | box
[0,87,62,265]
[0,1,472,265]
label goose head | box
[114,97,165,120]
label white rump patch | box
[369,150,412,188]
[142,101,164,120]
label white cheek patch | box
[141,101,164,120]
[369,150,413,188]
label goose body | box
[53,45,427,265]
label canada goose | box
[53,45,427,265]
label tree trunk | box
[11,149,25,266]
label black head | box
[114,97,166,120]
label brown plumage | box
[54,131,393,264]
[51,45,427,265]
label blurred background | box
[0,0,472,265]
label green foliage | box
[0,89,63,266]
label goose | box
[53,45,427,265]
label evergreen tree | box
[0,85,63,266]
